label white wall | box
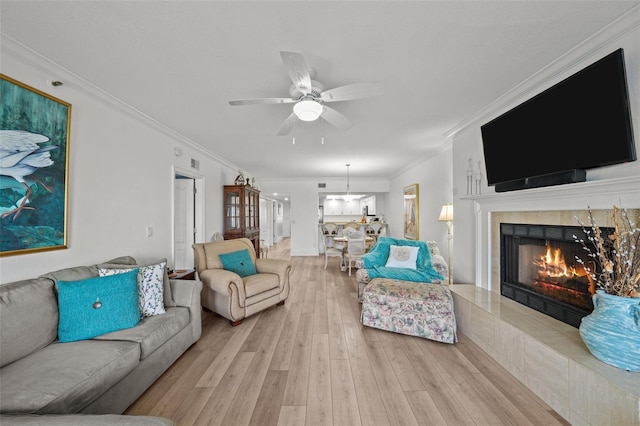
[387,145,454,270]
[0,38,242,284]
[448,8,640,285]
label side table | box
[169,269,196,280]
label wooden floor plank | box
[343,323,391,426]
[277,406,307,426]
[365,339,419,426]
[281,311,314,406]
[193,351,255,425]
[330,358,361,426]
[195,314,258,388]
[306,333,332,426]
[249,370,288,426]
[269,301,303,371]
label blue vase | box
[579,290,640,372]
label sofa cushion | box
[0,340,140,414]
[201,239,257,270]
[98,258,175,308]
[243,273,280,298]
[94,306,189,359]
[98,260,167,318]
[0,278,58,368]
[56,270,141,343]
[219,249,257,278]
[40,265,99,283]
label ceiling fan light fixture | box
[293,99,323,121]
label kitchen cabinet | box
[324,199,361,215]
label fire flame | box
[533,245,595,294]
[534,245,578,280]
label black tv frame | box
[481,48,636,193]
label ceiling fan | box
[228,51,383,136]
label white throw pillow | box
[99,260,166,317]
[384,245,419,269]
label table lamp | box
[438,203,453,285]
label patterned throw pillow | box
[57,269,140,342]
[99,260,167,317]
[385,245,419,269]
[219,249,257,277]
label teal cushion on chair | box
[56,269,141,343]
[219,249,257,277]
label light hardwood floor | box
[125,238,570,425]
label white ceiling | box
[2,1,638,183]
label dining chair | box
[322,222,338,235]
[344,222,360,232]
[321,233,344,270]
[345,231,367,276]
[366,222,383,243]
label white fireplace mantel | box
[463,176,640,291]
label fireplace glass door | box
[500,223,613,327]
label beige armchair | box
[193,238,291,326]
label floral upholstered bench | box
[360,278,457,344]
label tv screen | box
[481,48,636,189]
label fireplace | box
[500,223,613,327]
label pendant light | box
[343,163,353,203]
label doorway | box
[173,169,204,270]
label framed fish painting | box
[0,74,71,256]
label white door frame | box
[172,166,204,269]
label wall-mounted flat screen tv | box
[481,48,636,192]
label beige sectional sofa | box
[0,256,202,423]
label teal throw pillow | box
[56,269,141,343]
[219,249,257,277]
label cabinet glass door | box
[226,190,240,230]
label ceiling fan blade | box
[229,97,296,106]
[321,106,353,130]
[277,112,298,136]
[280,51,312,95]
[320,82,384,102]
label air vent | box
[190,158,199,170]
[318,183,326,188]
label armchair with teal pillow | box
[193,238,291,326]
[355,237,448,301]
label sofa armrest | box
[198,269,247,302]
[431,254,449,282]
[170,279,202,307]
[255,258,291,291]
[169,279,203,342]
[255,258,290,276]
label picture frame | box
[0,74,71,256]
[403,183,419,240]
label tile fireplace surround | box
[457,176,640,425]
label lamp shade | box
[293,100,323,121]
[438,203,453,222]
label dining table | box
[331,236,375,272]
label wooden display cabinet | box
[223,185,261,256]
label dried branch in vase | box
[574,206,640,297]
